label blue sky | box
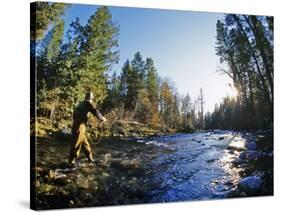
[62,4,235,113]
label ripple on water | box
[36,130,267,207]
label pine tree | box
[70,6,119,104]
[131,51,146,90]
[145,58,159,123]
[159,79,174,127]
[135,89,152,123]
[31,2,68,41]
[119,59,138,110]
[36,20,65,122]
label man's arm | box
[88,102,106,122]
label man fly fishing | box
[68,91,106,166]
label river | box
[35,130,273,209]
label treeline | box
[205,14,273,130]
[33,3,272,133]
[33,2,205,132]
[102,52,206,131]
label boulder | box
[238,176,263,195]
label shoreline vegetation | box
[35,117,190,140]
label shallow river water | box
[35,130,273,209]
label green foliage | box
[135,88,152,123]
[119,59,134,110]
[70,6,119,104]
[31,2,68,40]
[43,20,65,62]
[146,58,158,105]
[34,6,272,134]
[36,6,119,129]
[145,58,159,123]
[118,52,148,111]
[102,71,122,111]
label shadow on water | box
[34,130,273,209]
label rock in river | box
[247,142,257,150]
[77,179,90,189]
[245,151,263,161]
[238,176,263,195]
[232,158,245,165]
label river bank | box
[36,119,182,139]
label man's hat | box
[85,91,94,100]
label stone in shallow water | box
[232,158,245,165]
[246,151,263,161]
[77,179,90,189]
[206,158,216,163]
[239,151,247,159]
[247,142,257,150]
[238,176,263,195]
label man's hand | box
[102,117,107,122]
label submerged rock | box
[239,151,247,159]
[232,158,245,165]
[227,145,245,151]
[245,151,263,161]
[238,176,263,195]
[247,142,257,150]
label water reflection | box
[37,130,271,208]
[229,137,246,150]
[219,135,246,186]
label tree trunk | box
[232,15,272,115]
[244,15,273,101]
